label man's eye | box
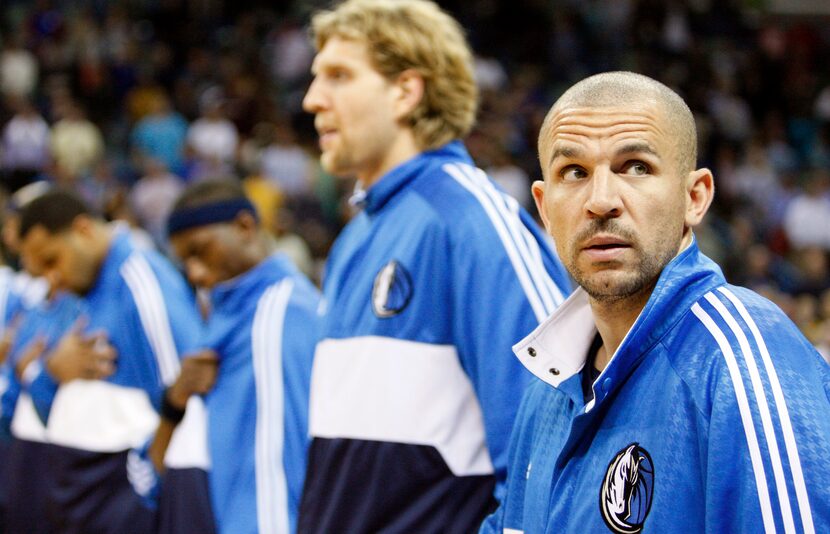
[328,69,350,81]
[560,166,587,182]
[624,161,650,176]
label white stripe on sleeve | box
[705,292,795,533]
[252,280,293,534]
[692,301,776,534]
[444,163,551,321]
[718,287,815,534]
[120,254,180,386]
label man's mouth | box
[582,236,631,261]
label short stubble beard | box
[565,219,678,304]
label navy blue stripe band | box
[167,198,258,235]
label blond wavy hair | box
[309,0,478,150]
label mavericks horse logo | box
[599,443,655,533]
[372,260,413,318]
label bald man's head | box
[539,72,697,175]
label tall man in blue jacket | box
[299,0,571,532]
[482,72,830,533]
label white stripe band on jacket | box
[444,162,559,322]
[10,393,48,443]
[252,280,293,534]
[463,164,564,309]
[310,335,495,477]
[717,287,815,534]
[164,395,210,470]
[46,380,159,451]
[693,300,774,534]
[704,292,795,533]
[121,254,180,386]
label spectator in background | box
[49,100,104,181]
[259,119,314,200]
[0,34,38,99]
[129,158,184,247]
[185,87,239,182]
[131,91,188,177]
[1,97,50,193]
[485,141,532,209]
[272,200,316,280]
[728,138,782,223]
[783,167,830,250]
[792,246,830,297]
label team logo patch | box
[599,443,655,533]
[372,260,413,318]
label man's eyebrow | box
[549,146,582,166]
[616,142,659,158]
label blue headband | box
[166,198,259,236]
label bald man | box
[481,72,830,533]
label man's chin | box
[575,270,645,302]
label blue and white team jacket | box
[481,241,830,534]
[42,230,202,449]
[299,141,571,533]
[204,253,318,534]
[40,230,203,533]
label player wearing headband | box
[163,178,319,534]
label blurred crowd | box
[0,0,829,358]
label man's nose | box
[584,166,623,219]
[302,78,326,114]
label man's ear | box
[393,69,425,120]
[70,214,96,237]
[233,210,259,240]
[684,168,714,228]
[531,180,552,234]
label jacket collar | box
[513,238,726,404]
[210,253,294,310]
[85,226,133,300]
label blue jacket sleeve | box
[0,362,20,440]
[19,360,59,425]
[703,325,830,533]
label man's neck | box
[358,130,422,188]
[589,286,653,371]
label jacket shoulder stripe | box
[252,279,293,534]
[704,292,796,533]
[120,255,180,385]
[443,162,558,322]
[691,301,776,534]
[717,287,815,534]
[461,164,565,309]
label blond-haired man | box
[481,71,830,533]
[300,0,571,532]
